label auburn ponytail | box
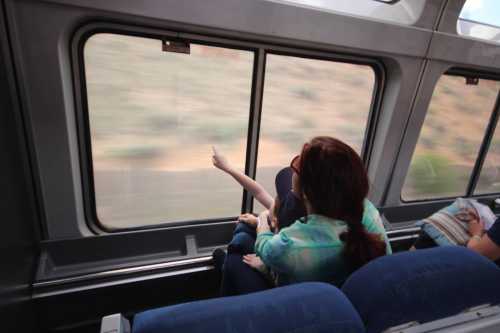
[297,136,386,271]
[340,222,386,272]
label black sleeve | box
[486,218,500,246]
[412,230,437,249]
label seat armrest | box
[100,313,131,333]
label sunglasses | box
[290,155,301,175]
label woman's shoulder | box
[279,219,307,234]
[363,200,381,219]
[363,199,378,213]
[362,200,385,231]
[362,200,392,253]
[278,216,326,237]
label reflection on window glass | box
[402,75,500,201]
[84,33,253,228]
[458,0,500,44]
[255,54,375,210]
[476,119,500,194]
[460,0,500,28]
[272,0,425,25]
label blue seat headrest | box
[342,246,500,333]
[133,282,365,333]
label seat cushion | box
[133,282,365,333]
[342,246,500,333]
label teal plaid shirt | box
[255,200,391,286]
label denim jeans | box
[221,223,271,296]
[227,222,257,255]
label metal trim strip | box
[34,255,212,288]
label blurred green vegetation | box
[407,153,461,198]
[107,145,164,161]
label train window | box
[402,74,500,201]
[475,120,500,195]
[458,0,500,44]
[255,53,376,206]
[83,33,254,229]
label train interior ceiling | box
[2,0,500,332]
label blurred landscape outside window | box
[255,54,375,210]
[475,116,500,195]
[85,34,253,229]
[402,75,500,201]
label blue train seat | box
[103,247,500,333]
[132,282,364,333]
[342,246,500,333]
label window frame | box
[72,23,385,233]
[74,26,259,233]
[400,68,500,203]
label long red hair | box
[296,136,386,271]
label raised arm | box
[212,147,274,209]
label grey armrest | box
[100,313,131,333]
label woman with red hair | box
[254,136,391,286]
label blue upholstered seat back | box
[133,247,500,333]
[133,282,364,333]
[342,246,500,333]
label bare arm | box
[466,215,500,261]
[212,147,274,209]
[257,210,271,234]
[467,234,500,261]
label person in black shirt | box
[412,210,500,265]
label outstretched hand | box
[457,208,484,237]
[212,146,232,172]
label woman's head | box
[292,136,385,270]
[292,136,368,219]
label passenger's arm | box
[238,213,258,227]
[212,147,274,209]
[467,217,500,261]
[255,212,292,273]
[256,210,271,234]
[467,234,500,261]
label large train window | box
[83,33,254,229]
[255,53,376,205]
[402,73,500,201]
